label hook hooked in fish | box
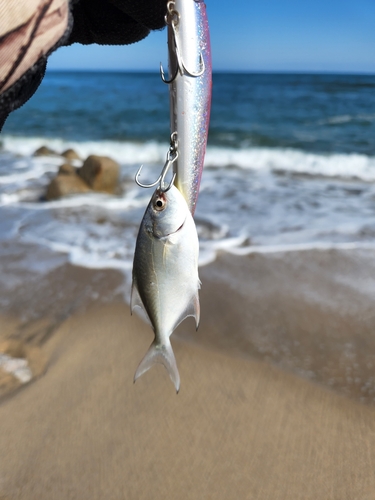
[160,1,205,84]
[135,132,178,192]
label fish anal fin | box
[172,290,201,332]
[193,292,200,330]
[134,338,180,393]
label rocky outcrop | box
[77,155,120,194]
[44,154,120,200]
[58,163,76,176]
[45,173,90,200]
[61,149,80,161]
[33,146,56,156]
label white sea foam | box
[0,353,32,383]
[3,135,375,181]
[205,147,375,181]
[1,135,167,166]
[0,158,60,185]
[1,135,375,279]
[23,190,147,211]
[224,240,375,256]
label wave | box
[316,113,375,126]
[2,135,375,182]
[224,240,375,256]
[206,147,375,182]
[0,136,167,166]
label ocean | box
[1,71,375,296]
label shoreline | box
[1,246,375,404]
[181,248,375,405]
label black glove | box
[68,0,166,45]
[0,0,166,130]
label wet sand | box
[1,250,375,498]
[191,249,375,403]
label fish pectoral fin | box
[134,338,180,393]
[130,280,152,327]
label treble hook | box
[135,133,178,192]
[160,63,179,85]
[159,152,177,192]
[135,166,162,189]
[160,53,205,84]
[160,2,205,84]
[135,154,177,192]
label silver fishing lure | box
[161,0,212,215]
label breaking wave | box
[2,135,375,181]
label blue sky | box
[48,0,375,73]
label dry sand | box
[0,250,375,499]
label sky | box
[48,0,375,73]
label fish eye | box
[154,196,166,211]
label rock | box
[0,368,20,398]
[61,148,81,161]
[58,163,76,176]
[78,155,120,194]
[0,339,25,359]
[33,146,56,156]
[45,174,90,200]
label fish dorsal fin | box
[130,280,152,328]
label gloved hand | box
[0,0,167,130]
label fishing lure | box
[161,0,212,215]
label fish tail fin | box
[134,338,180,393]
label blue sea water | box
[1,70,375,286]
[3,71,375,154]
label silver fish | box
[131,185,200,392]
[162,0,212,215]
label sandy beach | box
[0,249,375,499]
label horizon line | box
[46,68,375,76]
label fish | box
[163,0,212,215]
[131,184,200,392]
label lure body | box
[166,0,212,215]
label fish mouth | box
[171,221,184,234]
[154,218,186,239]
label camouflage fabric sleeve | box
[0,0,167,129]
